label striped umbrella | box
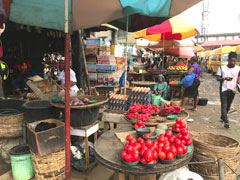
[134,16,198,41]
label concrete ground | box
[0,72,239,180]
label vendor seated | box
[153,74,168,99]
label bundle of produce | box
[159,104,181,116]
[108,95,129,111]
[167,62,188,71]
[70,97,89,106]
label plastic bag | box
[159,167,204,180]
[152,94,161,106]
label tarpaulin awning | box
[5,0,202,32]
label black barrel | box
[62,106,100,127]
[0,99,26,115]
[23,100,60,123]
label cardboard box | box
[85,48,99,55]
[97,55,115,61]
[86,38,101,48]
[87,63,96,72]
[97,72,114,81]
[86,55,97,63]
[27,119,65,156]
[98,59,116,65]
[96,64,117,71]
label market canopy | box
[134,17,198,41]
[5,0,202,32]
[165,47,195,58]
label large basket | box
[31,149,65,180]
[189,132,240,180]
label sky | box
[177,0,240,34]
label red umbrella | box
[165,47,195,58]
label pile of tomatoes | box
[160,104,181,116]
[133,120,146,129]
[127,104,162,122]
[121,118,193,166]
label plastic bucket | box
[152,94,161,106]
[9,144,34,180]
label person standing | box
[58,58,79,95]
[217,52,240,128]
[181,56,201,111]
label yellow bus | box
[235,45,240,66]
[210,46,236,74]
[204,50,213,72]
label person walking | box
[181,56,201,111]
[217,52,240,128]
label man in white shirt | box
[58,58,79,94]
[217,52,240,128]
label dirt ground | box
[0,72,239,180]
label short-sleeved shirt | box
[59,69,79,92]
[217,65,240,92]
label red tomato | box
[170,146,177,156]
[152,150,158,160]
[175,128,181,133]
[140,149,145,157]
[158,151,166,160]
[137,137,144,144]
[157,147,162,152]
[166,152,175,160]
[121,151,127,160]
[135,143,141,150]
[141,158,147,163]
[149,146,155,152]
[177,133,183,140]
[139,125,145,128]
[129,139,137,146]
[148,160,157,164]
[176,118,182,123]
[132,148,139,155]
[137,120,144,126]
[141,145,148,152]
[152,143,158,151]
[174,139,182,147]
[125,154,133,163]
[126,135,134,141]
[182,146,188,154]
[144,133,151,138]
[177,147,183,155]
[153,140,158,145]
[124,143,129,151]
[180,128,188,135]
[165,130,173,138]
[181,140,186,146]
[133,124,139,129]
[182,134,190,142]
[143,149,153,162]
[162,145,170,153]
[145,139,153,148]
[186,139,193,145]
[132,153,140,162]
[168,136,175,144]
[174,123,181,128]
[158,143,164,148]
[180,123,186,129]
[158,135,165,143]
[127,145,134,154]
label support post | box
[124,16,129,95]
[217,158,224,180]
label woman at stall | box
[153,74,168,99]
[181,56,201,111]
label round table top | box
[94,126,193,175]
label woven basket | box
[0,113,24,138]
[189,132,240,179]
[31,149,65,180]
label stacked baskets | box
[189,132,240,180]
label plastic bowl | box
[159,157,176,164]
[187,145,192,153]
[167,115,178,120]
[135,128,151,137]
[140,159,158,168]
[122,159,139,166]
[143,133,158,141]
[176,153,187,159]
[130,118,138,122]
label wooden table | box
[95,85,123,97]
[131,81,156,90]
[128,72,149,81]
[94,126,193,180]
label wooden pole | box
[217,158,224,180]
[79,29,91,95]
[64,0,71,179]
[124,16,129,94]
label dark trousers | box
[220,90,235,123]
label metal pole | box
[124,16,129,95]
[217,158,224,180]
[64,0,71,179]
